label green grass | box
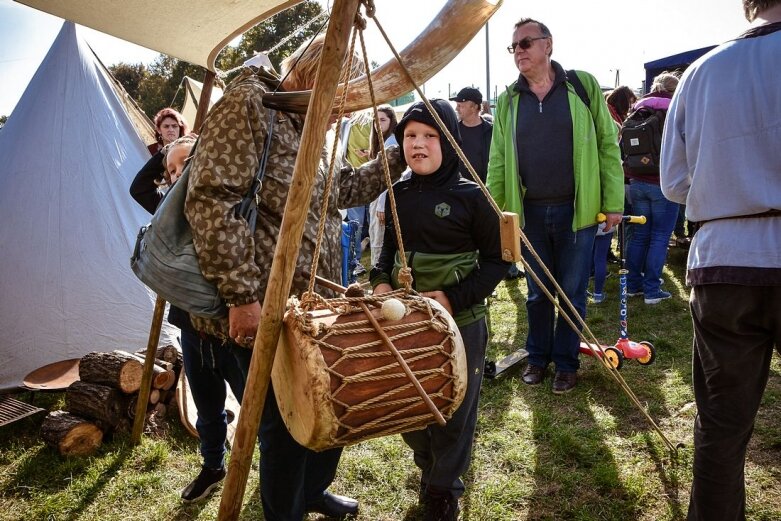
[1,246,779,520]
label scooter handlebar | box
[596,213,647,225]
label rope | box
[355,21,411,291]
[264,11,330,55]
[304,20,361,301]
[366,9,678,456]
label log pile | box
[41,347,182,456]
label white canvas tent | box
[180,76,224,132]
[0,22,178,391]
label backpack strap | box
[566,69,591,111]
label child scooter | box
[579,213,656,370]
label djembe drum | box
[272,292,466,451]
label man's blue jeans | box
[346,205,366,265]
[626,180,678,295]
[180,328,252,470]
[522,203,596,373]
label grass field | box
[1,246,779,520]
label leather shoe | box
[306,491,359,518]
[552,371,577,394]
[522,364,545,385]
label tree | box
[111,1,324,121]
[0,115,7,130]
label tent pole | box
[217,0,361,518]
[193,70,216,132]
[130,296,166,443]
[130,69,217,445]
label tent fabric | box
[16,0,304,72]
[0,22,178,391]
[643,45,716,93]
[181,77,224,132]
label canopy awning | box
[15,0,303,71]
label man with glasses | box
[486,18,624,394]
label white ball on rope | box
[381,298,407,321]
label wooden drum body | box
[272,294,466,451]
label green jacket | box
[486,70,624,231]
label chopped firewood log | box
[125,353,174,390]
[65,381,132,430]
[41,410,103,456]
[79,351,142,394]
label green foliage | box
[108,1,324,123]
[0,115,8,129]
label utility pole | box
[485,21,491,105]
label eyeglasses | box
[507,36,549,53]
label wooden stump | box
[41,411,103,456]
[65,381,132,429]
[127,353,174,390]
[79,351,143,394]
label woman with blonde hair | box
[184,33,405,519]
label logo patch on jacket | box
[434,202,451,218]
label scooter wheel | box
[603,346,624,370]
[637,341,656,365]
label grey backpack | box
[131,110,275,318]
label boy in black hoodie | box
[370,100,509,520]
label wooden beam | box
[217,0,361,518]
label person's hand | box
[373,283,393,295]
[377,211,385,226]
[602,212,623,233]
[421,290,453,316]
[356,149,369,158]
[228,301,261,346]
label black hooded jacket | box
[370,99,509,325]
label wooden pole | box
[131,296,166,443]
[131,75,215,445]
[217,1,361,518]
[193,69,216,133]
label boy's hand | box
[373,283,393,295]
[421,290,453,316]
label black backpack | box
[620,107,666,175]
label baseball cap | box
[449,87,482,105]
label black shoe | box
[423,491,459,521]
[306,491,359,518]
[522,364,545,385]
[180,466,226,503]
[504,264,523,280]
[552,371,577,394]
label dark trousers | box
[259,384,343,521]
[522,203,596,373]
[180,328,252,470]
[687,284,781,521]
[401,319,488,499]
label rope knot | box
[397,267,413,289]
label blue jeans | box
[180,327,253,469]
[625,181,678,295]
[345,205,366,264]
[522,203,596,373]
[592,233,613,295]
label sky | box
[0,0,751,117]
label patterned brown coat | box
[184,68,404,340]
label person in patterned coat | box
[184,35,405,520]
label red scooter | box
[579,214,656,370]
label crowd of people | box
[129,1,779,519]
